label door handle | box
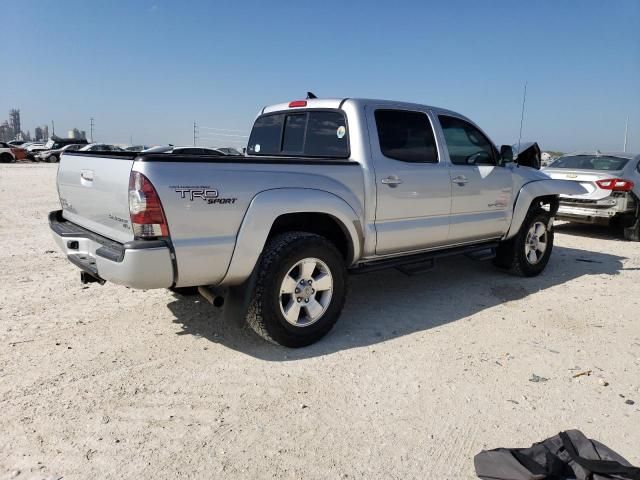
[452,175,468,185]
[80,169,94,182]
[381,176,403,187]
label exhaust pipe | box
[198,285,225,307]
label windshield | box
[549,155,629,171]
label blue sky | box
[2,0,639,152]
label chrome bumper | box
[49,210,175,289]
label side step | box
[464,247,496,261]
[396,259,435,276]
[351,241,499,276]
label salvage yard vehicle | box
[544,152,640,241]
[36,143,85,163]
[49,97,586,347]
[79,143,124,152]
[0,142,27,162]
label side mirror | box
[500,145,514,164]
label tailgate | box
[57,152,136,243]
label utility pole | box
[193,122,198,146]
[90,117,95,142]
[623,115,629,153]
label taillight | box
[596,178,634,192]
[128,171,169,238]
[288,100,307,108]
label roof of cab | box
[261,98,468,119]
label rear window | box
[550,155,629,171]
[247,110,349,158]
[374,109,438,163]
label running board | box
[351,242,499,275]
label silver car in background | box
[544,152,640,240]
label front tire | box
[493,209,554,276]
[47,155,58,163]
[0,153,13,163]
[246,232,347,347]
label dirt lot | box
[1,163,639,479]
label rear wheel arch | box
[268,212,353,262]
[221,188,363,286]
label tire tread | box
[246,231,346,346]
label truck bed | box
[56,150,366,288]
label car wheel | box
[47,155,58,163]
[246,231,347,347]
[493,208,554,277]
[0,153,13,163]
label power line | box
[198,126,248,133]
[197,131,248,138]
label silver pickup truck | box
[49,97,585,347]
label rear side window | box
[247,110,349,158]
[374,110,438,163]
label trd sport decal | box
[171,185,237,205]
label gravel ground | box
[1,163,639,479]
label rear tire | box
[48,155,58,163]
[246,231,347,347]
[623,214,640,242]
[493,208,554,277]
[0,153,13,163]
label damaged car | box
[544,151,640,241]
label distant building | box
[35,126,44,141]
[9,109,20,137]
[0,120,11,142]
[67,128,87,140]
[43,125,49,140]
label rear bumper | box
[49,210,175,289]
[556,204,622,221]
[557,194,635,222]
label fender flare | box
[220,188,363,286]
[505,179,587,239]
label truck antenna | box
[517,81,527,159]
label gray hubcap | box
[525,221,548,264]
[279,257,333,327]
